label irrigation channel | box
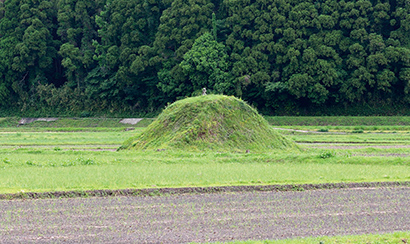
[1,186,409,243]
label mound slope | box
[120,95,297,152]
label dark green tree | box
[180,32,232,94]
[89,0,166,111]
[0,0,408,114]
[0,0,62,108]
[0,0,20,105]
[57,0,105,90]
[155,0,214,100]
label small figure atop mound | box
[120,95,298,152]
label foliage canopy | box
[0,0,409,115]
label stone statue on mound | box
[202,88,207,95]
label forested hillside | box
[0,0,409,116]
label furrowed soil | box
[1,187,409,243]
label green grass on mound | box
[121,95,297,152]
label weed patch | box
[317,128,329,132]
[319,151,336,159]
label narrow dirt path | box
[272,127,347,134]
[1,187,409,243]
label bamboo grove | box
[0,0,409,115]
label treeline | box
[0,0,409,116]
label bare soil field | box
[1,187,409,243]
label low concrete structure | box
[18,118,59,125]
[119,118,143,125]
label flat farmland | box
[0,118,409,193]
[0,117,409,243]
[1,187,409,243]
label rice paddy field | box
[0,116,409,194]
[0,116,409,243]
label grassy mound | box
[120,95,298,152]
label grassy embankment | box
[0,116,409,194]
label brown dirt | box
[1,186,408,243]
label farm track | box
[300,143,410,157]
[0,144,120,149]
[352,153,410,157]
[2,143,410,155]
[272,128,410,134]
[1,187,409,243]
[273,127,347,134]
[300,144,410,149]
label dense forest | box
[0,0,409,116]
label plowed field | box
[1,187,409,243]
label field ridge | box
[1,181,408,201]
